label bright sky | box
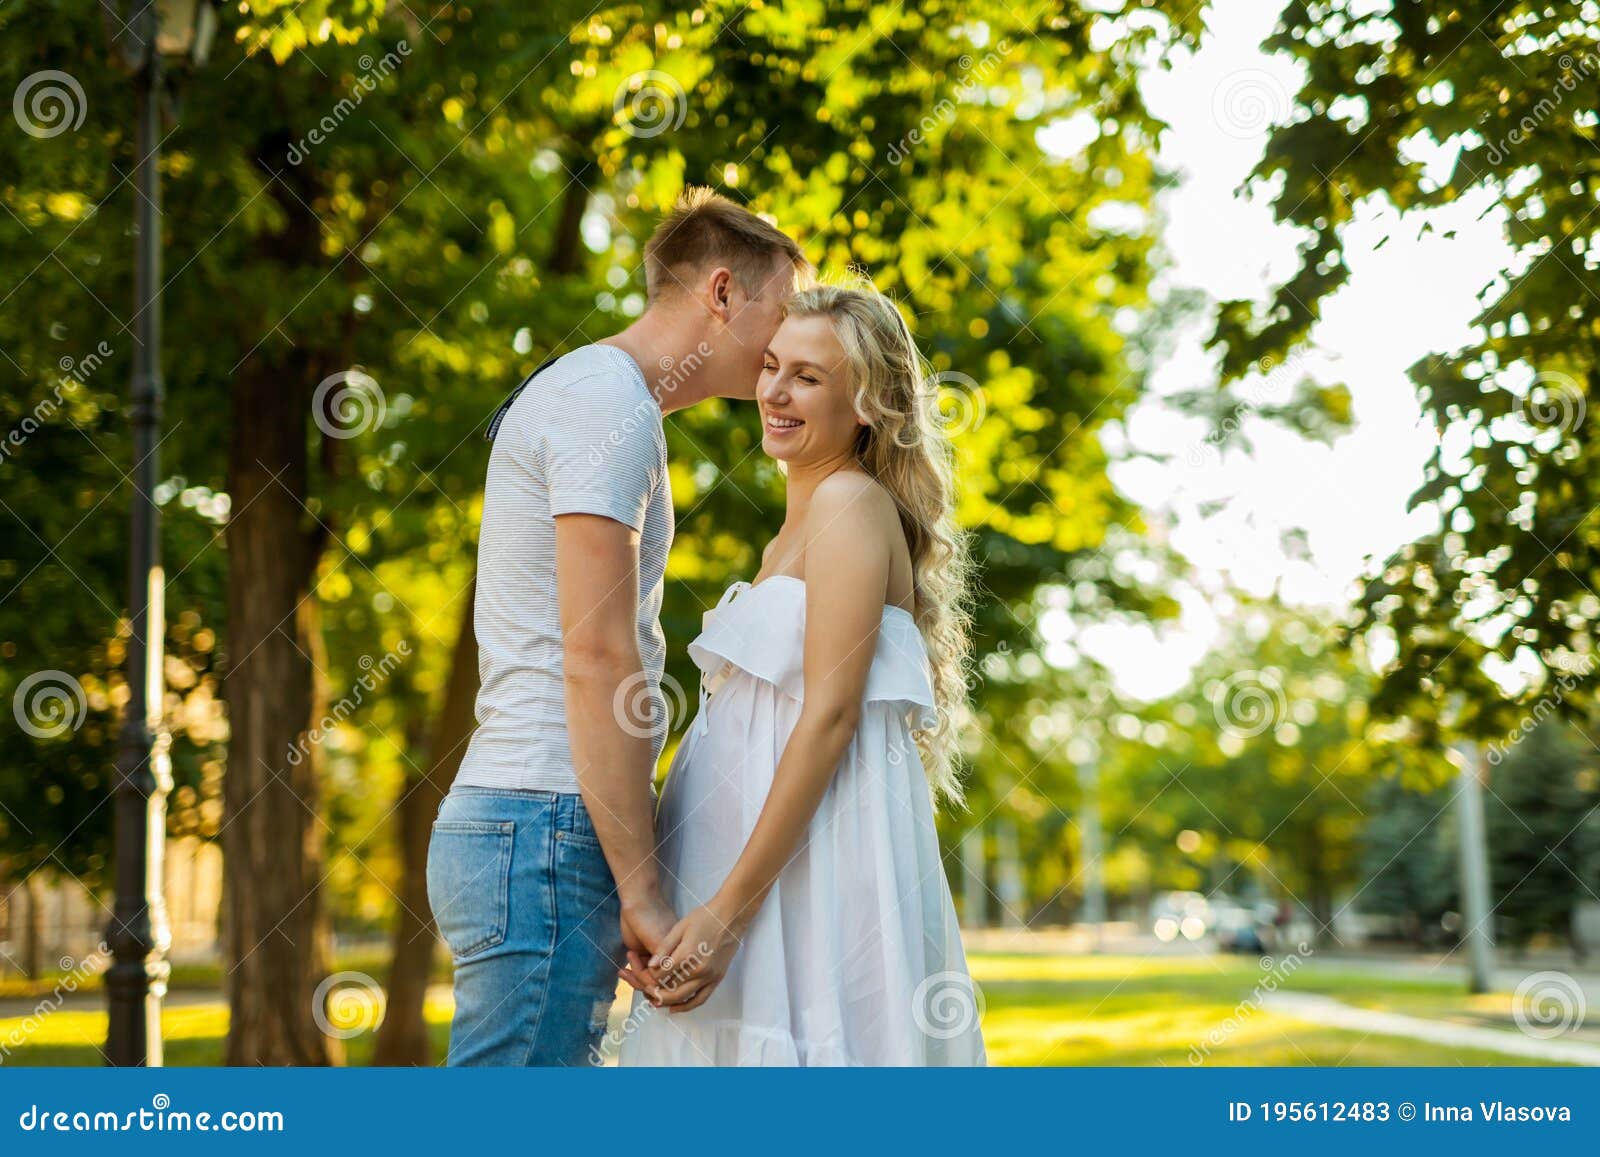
[1057,1,1514,701]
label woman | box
[617,284,986,1066]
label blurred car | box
[1211,901,1266,953]
[1151,890,1212,942]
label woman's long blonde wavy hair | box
[782,283,973,805]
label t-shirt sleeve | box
[542,376,660,533]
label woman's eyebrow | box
[764,352,828,373]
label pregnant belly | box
[657,674,795,888]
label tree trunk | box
[221,353,337,1066]
[22,872,43,980]
[549,153,596,276]
[372,584,479,1066]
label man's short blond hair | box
[642,187,809,303]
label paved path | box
[0,986,221,1020]
[0,983,454,1021]
[1262,991,1600,1065]
[1304,951,1600,1006]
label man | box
[426,188,809,1066]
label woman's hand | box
[648,900,749,1013]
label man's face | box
[712,260,796,400]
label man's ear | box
[706,267,735,321]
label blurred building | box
[0,837,222,976]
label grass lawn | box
[0,953,1572,1067]
[970,953,1568,1066]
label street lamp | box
[98,0,220,1068]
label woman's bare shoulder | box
[807,470,899,534]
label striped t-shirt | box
[455,344,672,793]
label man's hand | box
[648,902,747,1013]
[618,892,677,1000]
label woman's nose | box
[759,374,788,405]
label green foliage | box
[0,2,1209,913]
[1359,722,1600,954]
[1357,775,1457,944]
[961,592,1431,925]
[1208,2,1600,737]
[1484,722,1600,952]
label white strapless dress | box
[618,576,986,1066]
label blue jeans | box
[426,788,624,1066]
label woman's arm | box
[647,476,891,1010]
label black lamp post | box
[99,0,218,1068]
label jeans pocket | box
[427,820,514,960]
[561,802,604,851]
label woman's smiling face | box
[756,313,865,466]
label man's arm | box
[555,513,676,971]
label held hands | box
[647,899,747,1013]
[617,895,749,1014]
[618,892,676,1000]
